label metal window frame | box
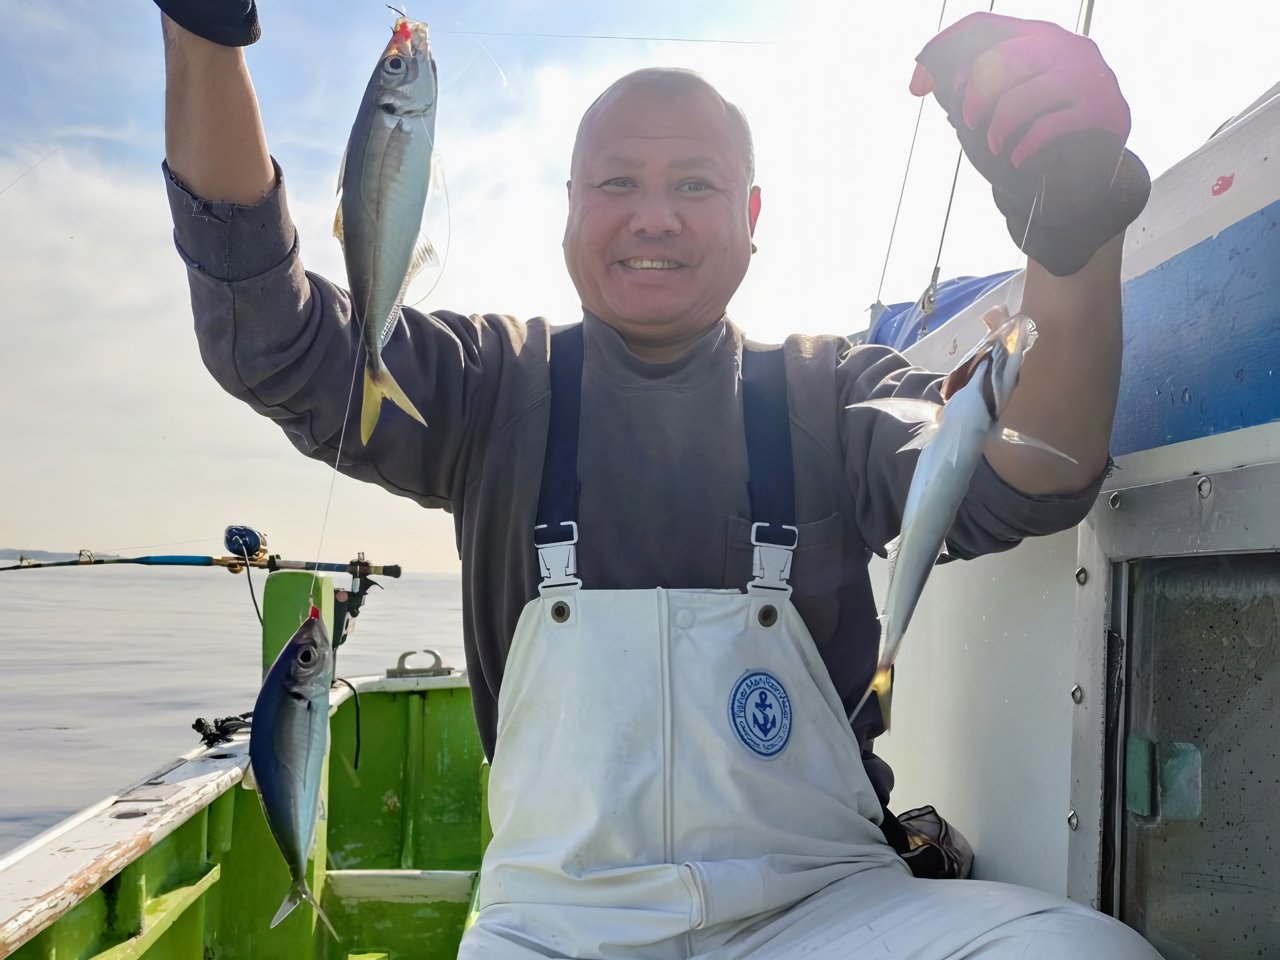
[1067,459,1280,909]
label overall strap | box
[534,323,585,588]
[740,343,798,598]
[533,326,799,593]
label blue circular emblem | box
[728,671,792,758]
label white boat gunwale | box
[0,668,469,955]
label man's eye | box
[600,177,637,190]
[677,181,713,193]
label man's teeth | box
[622,258,681,269]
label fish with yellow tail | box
[249,609,340,940]
[335,15,439,445]
[847,306,1077,727]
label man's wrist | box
[997,149,1151,277]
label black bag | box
[881,803,975,880]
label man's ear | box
[566,179,572,199]
[748,185,761,234]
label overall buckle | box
[748,522,798,598]
[535,521,581,590]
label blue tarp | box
[868,270,1017,352]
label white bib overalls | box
[459,330,1159,960]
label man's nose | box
[629,191,682,237]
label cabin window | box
[1117,552,1280,958]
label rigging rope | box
[913,0,999,336]
[874,0,953,308]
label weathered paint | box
[0,757,242,957]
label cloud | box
[0,149,461,571]
[0,5,1021,573]
[9,0,1278,572]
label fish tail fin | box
[360,357,428,445]
[272,880,341,941]
[360,359,384,446]
[849,664,895,728]
[299,881,341,942]
[270,886,301,929]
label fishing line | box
[300,352,363,625]
[435,28,790,46]
[407,129,452,310]
[331,678,363,770]
[101,536,216,554]
[461,35,510,90]
[0,146,61,199]
[240,545,265,626]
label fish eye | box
[298,647,315,665]
[384,55,405,73]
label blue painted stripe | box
[1114,199,1280,456]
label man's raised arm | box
[909,13,1150,496]
[155,1,534,511]
[160,5,272,204]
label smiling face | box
[564,70,760,360]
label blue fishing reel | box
[225,526,268,561]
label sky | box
[1,0,1277,573]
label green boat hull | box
[1,572,487,960]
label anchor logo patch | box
[729,671,792,758]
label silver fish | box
[335,16,438,445]
[249,612,339,940]
[848,306,1075,725]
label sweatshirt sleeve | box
[836,342,1104,560]
[163,159,529,510]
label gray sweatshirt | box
[164,161,1102,768]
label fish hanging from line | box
[248,609,340,940]
[335,14,440,445]
[847,306,1077,727]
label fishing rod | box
[0,526,401,578]
[0,551,402,577]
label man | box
[158,2,1158,956]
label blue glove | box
[155,0,260,47]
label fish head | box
[374,17,437,118]
[281,615,335,701]
[984,311,1038,416]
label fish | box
[335,15,439,445]
[848,306,1076,726]
[248,609,340,940]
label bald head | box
[561,66,763,361]
[570,68,755,185]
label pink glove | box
[912,13,1150,276]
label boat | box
[0,569,486,959]
[1,76,1276,960]
[874,80,1280,959]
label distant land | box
[0,549,121,562]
